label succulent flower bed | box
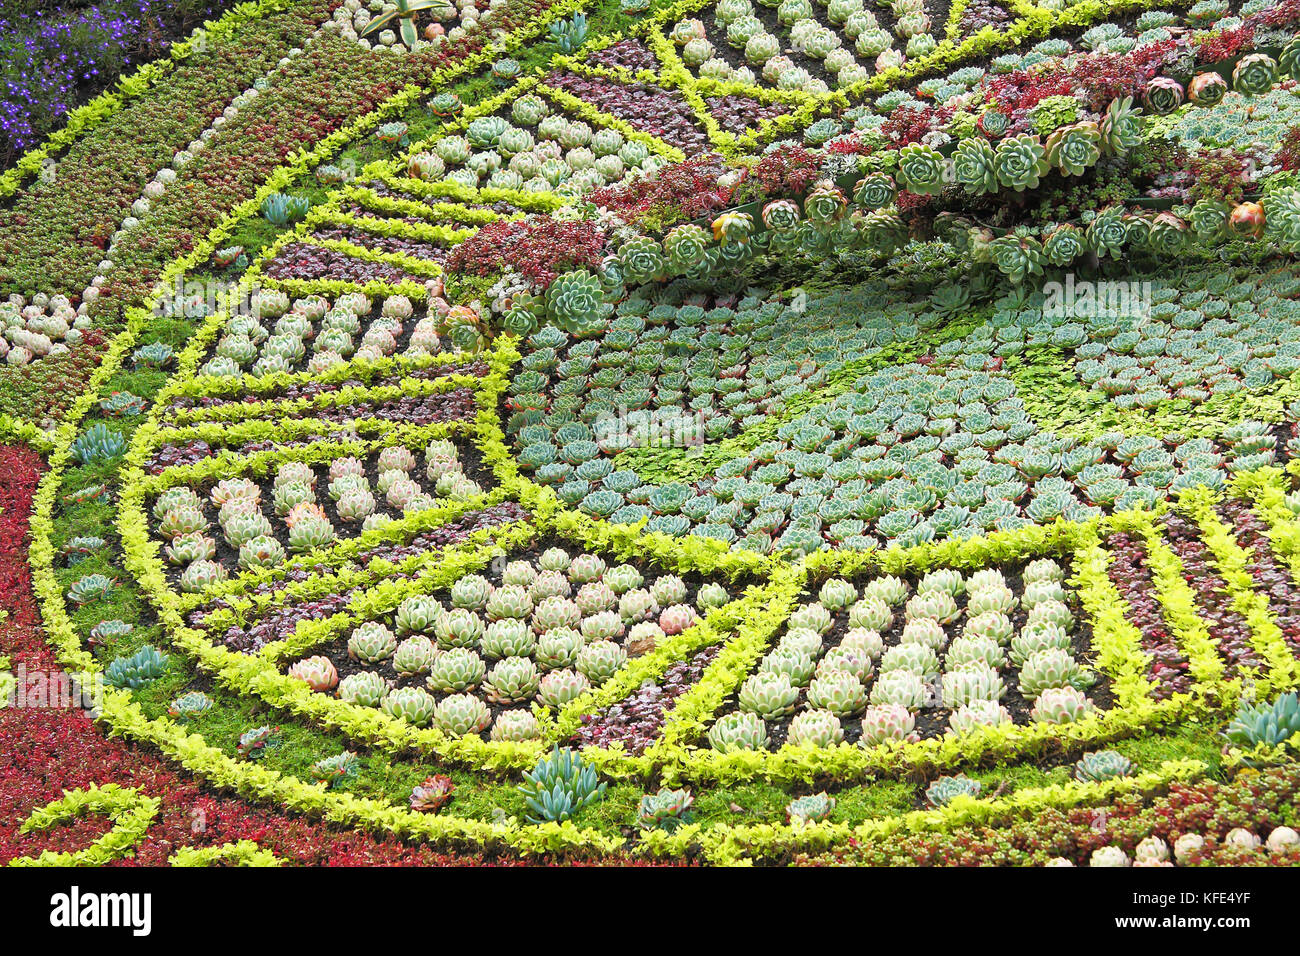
[7,0,1300,871]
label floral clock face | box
[6,0,1300,867]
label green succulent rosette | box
[989,233,1045,284]
[597,255,626,296]
[1233,53,1278,96]
[797,221,836,256]
[1187,71,1228,106]
[1043,121,1101,176]
[951,137,998,195]
[1123,212,1154,251]
[1265,188,1300,248]
[1086,206,1129,258]
[761,199,802,232]
[467,115,509,149]
[545,269,612,337]
[716,236,756,266]
[896,142,948,196]
[616,236,667,285]
[663,223,711,271]
[1189,198,1231,239]
[1142,76,1184,116]
[993,133,1049,191]
[804,183,847,225]
[1098,96,1142,155]
[711,210,754,243]
[1281,34,1300,79]
[853,172,897,210]
[1146,212,1188,257]
[1042,223,1085,266]
[978,108,1010,138]
[854,210,907,254]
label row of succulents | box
[327,0,516,51]
[1219,498,1300,657]
[151,439,482,590]
[1072,825,1300,866]
[200,289,445,379]
[706,559,1099,751]
[667,0,939,94]
[284,545,735,739]
[409,92,665,197]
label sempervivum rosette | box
[1189,198,1231,239]
[1265,189,1300,248]
[1098,96,1142,156]
[853,209,907,254]
[1142,76,1184,116]
[993,133,1048,191]
[545,269,611,337]
[1281,34,1300,79]
[896,142,947,195]
[1146,212,1188,257]
[1187,72,1228,107]
[1042,223,1085,266]
[977,109,1010,138]
[761,199,802,232]
[988,232,1045,284]
[853,172,896,210]
[1233,53,1278,96]
[663,223,712,271]
[803,182,847,226]
[1044,121,1101,177]
[952,136,998,195]
[711,210,754,243]
[1086,206,1129,258]
[616,236,667,285]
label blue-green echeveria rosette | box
[896,142,948,195]
[761,199,802,231]
[1044,121,1101,176]
[663,223,712,272]
[616,236,667,285]
[1086,206,1129,258]
[546,269,612,337]
[952,137,999,195]
[993,133,1049,191]
[1043,223,1086,265]
[1098,96,1142,155]
[852,172,897,210]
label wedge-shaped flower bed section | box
[276,534,740,746]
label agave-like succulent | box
[858,702,917,745]
[426,647,486,693]
[1030,685,1095,724]
[382,687,438,727]
[337,671,388,707]
[348,622,398,663]
[787,708,845,747]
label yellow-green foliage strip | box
[640,758,1208,865]
[1178,486,1300,694]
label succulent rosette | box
[977,109,1010,138]
[989,233,1045,284]
[1086,206,1129,258]
[1098,96,1142,155]
[1043,121,1100,176]
[1042,223,1085,266]
[993,133,1048,191]
[854,210,907,254]
[1281,34,1300,79]
[1146,212,1188,257]
[896,142,948,196]
[761,199,802,232]
[663,223,712,270]
[1233,53,1278,96]
[545,269,612,337]
[711,210,754,243]
[1187,71,1228,106]
[951,137,998,195]
[1189,198,1231,239]
[803,183,848,225]
[852,172,896,210]
[1142,76,1184,116]
[616,236,667,285]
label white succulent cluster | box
[327,0,510,51]
[410,95,663,199]
[0,294,91,365]
[1055,825,1300,866]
